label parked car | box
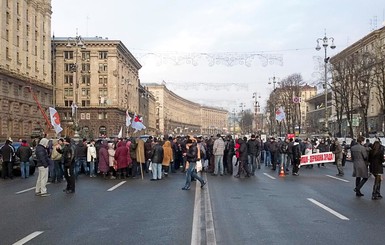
[0,142,36,177]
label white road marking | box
[191,178,202,245]
[326,175,349,182]
[15,183,51,194]
[13,231,44,245]
[204,178,216,245]
[307,198,349,220]
[107,181,126,191]
[263,173,276,179]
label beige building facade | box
[145,83,228,136]
[52,37,142,139]
[0,0,52,141]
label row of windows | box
[64,63,109,73]
[64,51,108,60]
[63,88,108,97]
[63,75,108,86]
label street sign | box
[292,97,302,103]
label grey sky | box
[52,0,385,111]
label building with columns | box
[0,0,52,141]
[52,36,142,139]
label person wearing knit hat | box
[35,138,51,197]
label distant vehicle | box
[0,142,36,177]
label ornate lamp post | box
[253,92,261,132]
[316,32,336,132]
[66,35,86,141]
[268,76,279,135]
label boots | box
[372,175,382,200]
[109,172,116,180]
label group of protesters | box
[1,133,383,199]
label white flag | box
[49,107,63,134]
[131,113,146,133]
[126,110,132,127]
[71,103,78,116]
[275,107,286,122]
[117,127,123,138]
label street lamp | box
[268,76,279,136]
[316,32,336,132]
[253,92,261,132]
[66,35,86,141]
[239,103,245,135]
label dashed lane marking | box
[326,175,350,182]
[13,231,44,245]
[15,183,51,194]
[107,181,127,191]
[263,173,276,180]
[307,198,350,220]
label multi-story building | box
[330,26,385,137]
[52,36,142,139]
[0,0,52,141]
[145,83,228,136]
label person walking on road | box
[182,139,206,190]
[35,138,51,197]
[0,139,15,179]
[351,136,369,197]
[235,137,251,178]
[368,140,384,200]
[331,138,344,176]
[291,139,301,176]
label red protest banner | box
[299,152,335,167]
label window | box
[81,100,90,106]
[99,75,108,85]
[82,63,90,72]
[98,112,107,119]
[16,36,20,47]
[99,88,108,97]
[26,57,30,67]
[17,2,20,15]
[64,51,74,60]
[82,75,90,85]
[64,100,74,107]
[17,52,20,63]
[64,88,73,96]
[26,24,29,36]
[98,63,108,72]
[35,31,38,41]
[64,75,73,84]
[6,12,10,24]
[99,51,108,59]
[64,63,76,72]
[81,88,90,96]
[17,19,20,30]
[34,46,37,56]
[26,40,29,51]
[6,47,10,59]
[35,61,38,71]
[26,9,29,21]
[82,51,90,60]
[6,30,9,41]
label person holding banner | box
[351,136,369,197]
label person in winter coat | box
[98,141,109,179]
[87,139,97,177]
[114,141,129,179]
[35,138,51,197]
[0,139,15,179]
[182,139,206,190]
[291,139,302,176]
[16,139,33,179]
[150,138,164,181]
[125,141,134,178]
[136,137,146,175]
[235,137,251,178]
[107,142,116,179]
[162,140,173,176]
[269,137,279,171]
[247,134,261,175]
[368,140,384,200]
[351,136,369,197]
[331,138,344,176]
[213,134,225,176]
[59,137,75,194]
[129,138,137,177]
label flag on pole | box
[126,110,132,127]
[131,113,146,133]
[71,103,78,116]
[275,107,286,122]
[49,107,63,134]
[117,127,123,138]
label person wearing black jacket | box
[16,140,32,179]
[35,138,51,197]
[235,137,251,178]
[225,135,235,175]
[0,139,15,179]
[182,139,206,190]
[58,137,75,194]
[292,139,302,176]
[247,134,260,176]
[150,138,163,181]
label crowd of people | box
[0,133,383,200]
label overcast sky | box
[52,0,385,112]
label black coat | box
[238,139,248,162]
[16,145,32,162]
[35,144,50,168]
[369,145,384,175]
[151,143,164,163]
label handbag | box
[196,160,202,172]
[148,161,153,171]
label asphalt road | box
[1,162,385,245]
